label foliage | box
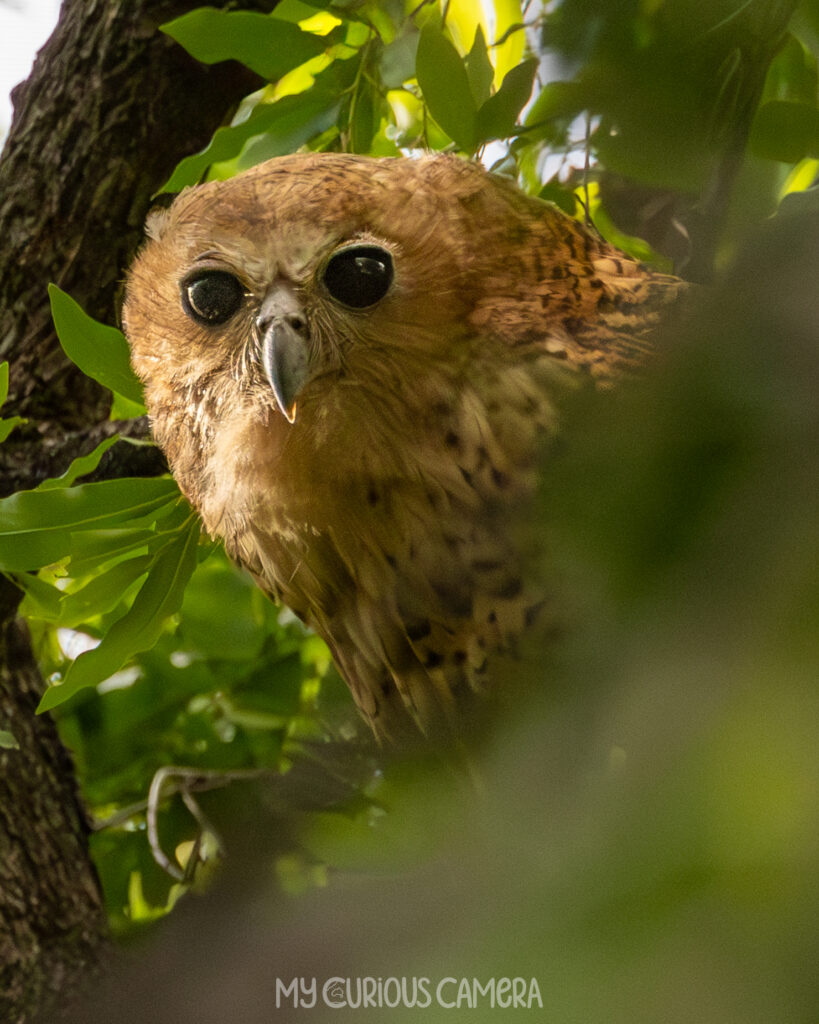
[0,361,25,443]
[1,2,818,998]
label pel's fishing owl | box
[124,153,682,740]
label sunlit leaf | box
[48,286,146,408]
[0,417,24,444]
[38,518,201,711]
[443,0,487,64]
[416,25,477,151]
[0,478,178,571]
[14,571,64,620]
[110,393,147,420]
[56,555,153,629]
[386,88,422,140]
[271,52,332,100]
[297,10,342,36]
[490,0,525,86]
[779,156,819,198]
[67,528,163,577]
[160,8,330,80]
[367,126,401,158]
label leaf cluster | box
[159,0,536,190]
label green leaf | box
[350,81,378,154]
[162,58,357,190]
[0,477,179,571]
[380,27,419,89]
[55,555,153,629]
[751,100,819,163]
[164,104,278,191]
[48,286,146,408]
[67,528,158,577]
[0,363,26,441]
[0,477,179,534]
[524,79,586,126]
[476,58,537,143]
[160,8,329,81]
[237,93,342,169]
[14,571,65,621]
[416,25,477,151]
[0,729,18,750]
[465,26,494,107]
[110,392,147,420]
[36,436,121,491]
[268,0,326,22]
[762,33,818,107]
[0,417,24,444]
[177,553,267,661]
[538,180,578,215]
[38,518,201,711]
[0,533,72,573]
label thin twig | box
[145,765,274,880]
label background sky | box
[0,0,61,137]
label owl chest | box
[236,421,541,632]
[192,356,554,633]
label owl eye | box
[322,245,393,309]
[181,270,245,325]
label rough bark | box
[0,595,107,1022]
[0,0,278,1018]
[0,0,276,437]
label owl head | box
[124,153,543,430]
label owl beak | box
[256,284,309,424]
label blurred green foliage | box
[1,2,817,1015]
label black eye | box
[181,270,244,325]
[322,245,393,309]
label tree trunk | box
[0,0,277,1018]
[0,596,107,1021]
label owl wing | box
[465,192,687,386]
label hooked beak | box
[256,283,310,424]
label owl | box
[123,153,683,741]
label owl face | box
[177,235,395,421]
[124,153,501,436]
